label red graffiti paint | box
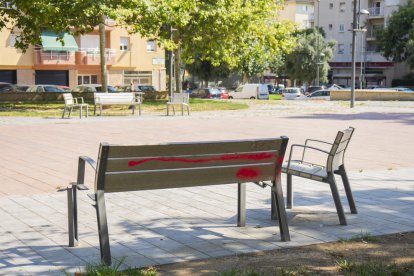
[128,152,274,167]
[236,168,260,179]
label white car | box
[228,84,269,100]
[307,90,330,100]
[282,87,301,100]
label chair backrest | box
[94,137,289,193]
[327,127,355,172]
[63,93,74,105]
[94,93,135,104]
[170,93,189,104]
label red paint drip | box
[236,168,260,179]
[128,152,273,167]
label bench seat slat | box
[106,151,278,172]
[102,163,276,193]
[107,140,284,158]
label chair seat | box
[282,161,327,180]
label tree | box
[376,2,414,68]
[118,0,295,92]
[0,1,127,91]
[283,29,335,85]
[186,59,230,87]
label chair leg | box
[79,106,82,119]
[187,105,190,115]
[62,107,66,119]
[337,166,357,214]
[95,190,111,265]
[172,105,176,115]
[68,107,73,118]
[237,183,246,227]
[328,174,347,225]
[181,104,184,116]
[138,104,141,116]
[286,173,293,209]
[272,180,290,241]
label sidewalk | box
[0,101,413,274]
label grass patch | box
[337,231,378,243]
[217,266,314,276]
[0,99,248,117]
[336,259,413,275]
[269,94,282,100]
[75,258,157,275]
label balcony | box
[368,7,384,17]
[33,50,76,65]
[76,48,116,65]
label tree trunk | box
[174,47,181,93]
[99,15,107,92]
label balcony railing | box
[76,48,116,65]
[368,7,384,17]
[33,50,76,65]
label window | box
[339,2,345,12]
[329,24,333,31]
[146,40,156,52]
[77,75,98,85]
[338,44,344,54]
[339,24,345,32]
[329,3,333,9]
[120,37,129,51]
[123,70,152,86]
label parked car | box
[190,87,221,99]
[26,85,66,92]
[228,84,269,99]
[0,82,16,92]
[72,84,117,93]
[213,87,229,99]
[307,89,330,100]
[135,85,156,92]
[326,84,343,90]
[282,87,302,100]
[391,87,413,92]
[305,85,325,95]
[15,84,30,92]
[56,85,71,92]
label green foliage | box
[377,2,414,68]
[82,258,156,275]
[283,29,335,84]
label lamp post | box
[315,0,321,86]
[350,1,369,108]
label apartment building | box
[279,0,315,29]
[315,0,410,87]
[0,20,166,90]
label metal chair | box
[62,93,88,119]
[166,93,190,116]
[282,127,356,225]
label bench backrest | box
[63,93,74,105]
[94,137,288,193]
[94,92,139,104]
[327,127,355,172]
[170,93,189,104]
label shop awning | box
[41,31,78,51]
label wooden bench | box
[67,137,290,265]
[93,92,142,116]
[62,93,89,119]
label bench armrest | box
[305,139,332,146]
[286,144,330,170]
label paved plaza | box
[0,100,413,274]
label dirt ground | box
[154,232,414,275]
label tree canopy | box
[377,2,414,68]
[283,29,335,85]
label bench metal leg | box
[272,180,290,241]
[286,174,293,209]
[337,166,357,214]
[95,190,111,265]
[67,184,78,247]
[327,174,347,225]
[86,105,89,118]
[94,105,97,116]
[138,104,141,116]
[62,106,67,119]
[181,104,184,116]
[79,106,82,119]
[237,183,246,227]
[187,105,190,115]
[172,105,176,115]
[271,190,278,220]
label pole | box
[359,32,364,89]
[315,0,320,86]
[350,0,358,108]
[168,25,173,99]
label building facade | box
[315,0,411,87]
[279,0,316,29]
[0,20,166,90]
